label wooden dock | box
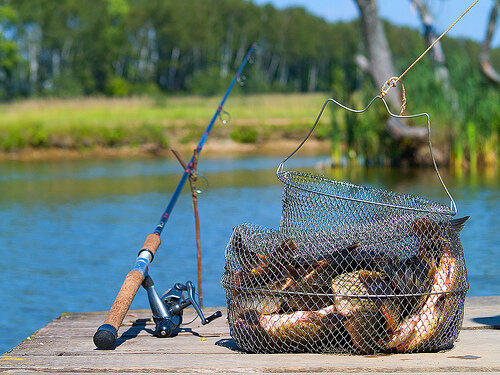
[1,296,499,374]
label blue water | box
[0,156,498,354]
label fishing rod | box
[93,43,256,350]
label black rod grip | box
[93,324,117,350]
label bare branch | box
[354,0,427,141]
[480,0,500,83]
[411,0,460,114]
[355,54,370,73]
[386,117,427,141]
[354,0,401,110]
[411,0,449,83]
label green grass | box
[1,92,496,168]
[0,93,330,151]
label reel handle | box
[204,310,223,324]
[93,234,161,350]
[183,281,222,325]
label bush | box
[47,73,85,97]
[0,126,25,150]
[106,76,131,97]
[186,67,233,96]
[230,127,258,143]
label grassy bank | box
[0,93,332,154]
[0,93,497,168]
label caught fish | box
[274,242,362,311]
[412,216,470,241]
[332,270,399,353]
[258,304,346,348]
[231,304,346,352]
[232,293,284,315]
[382,240,458,352]
[276,242,362,293]
[233,237,298,287]
[331,270,378,315]
[278,259,333,311]
[358,271,402,336]
[381,252,438,306]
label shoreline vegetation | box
[0,93,497,170]
[0,93,333,161]
[1,1,498,169]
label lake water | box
[0,155,498,354]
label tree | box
[0,4,20,99]
[354,0,426,141]
[411,0,459,113]
[480,0,500,83]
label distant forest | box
[0,0,498,99]
[0,0,498,167]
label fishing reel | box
[142,275,222,338]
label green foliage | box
[187,67,233,96]
[27,122,49,147]
[0,112,170,151]
[0,0,497,166]
[0,0,368,97]
[44,73,85,97]
[130,82,162,97]
[0,3,20,100]
[106,76,131,97]
[0,125,25,150]
[230,127,258,143]
[139,123,169,147]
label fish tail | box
[450,216,470,232]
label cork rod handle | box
[93,234,160,349]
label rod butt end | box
[93,324,117,350]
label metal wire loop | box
[276,96,457,215]
[218,110,231,125]
[237,74,247,86]
[190,173,208,194]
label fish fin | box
[450,216,470,232]
[276,237,298,253]
[347,242,361,251]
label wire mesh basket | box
[222,97,469,354]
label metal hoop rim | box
[277,96,457,215]
[278,170,454,215]
[221,283,469,299]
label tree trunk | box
[308,64,317,92]
[354,0,401,109]
[412,0,449,83]
[52,51,60,77]
[279,61,288,86]
[411,0,459,113]
[266,53,280,83]
[480,0,500,83]
[168,46,180,90]
[354,0,426,141]
[27,25,41,92]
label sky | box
[253,0,500,47]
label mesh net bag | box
[222,97,469,354]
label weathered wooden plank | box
[5,335,230,356]
[6,328,500,360]
[3,373,497,375]
[1,297,499,374]
[42,307,224,328]
[37,297,500,331]
[1,330,500,373]
[462,296,500,329]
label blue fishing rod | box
[94,43,256,350]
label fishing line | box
[380,0,479,110]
